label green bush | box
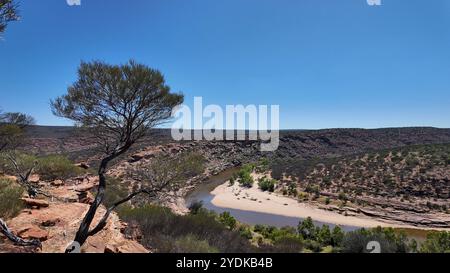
[102,176,129,208]
[235,164,255,188]
[239,226,253,240]
[0,178,24,219]
[341,227,411,253]
[36,155,83,181]
[174,235,219,253]
[420,231,450,253]
[118,205,254,253]
[272,235,304,253]
[258,177,277,192]
[298,217,316,240]
[338,192,348,202]
[218,212,237,230]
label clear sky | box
[0,0,449,129]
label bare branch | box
[0,218,41,248]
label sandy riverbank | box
[210,180,449,230]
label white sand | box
[210,180,444,230]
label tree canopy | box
[52,60,183,155]
[51,60,184,251]
[0,0,19,35]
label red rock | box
[17,226,49,241]
[104,241,149,253]
[21,198,49,208]
[40,217,61,227]
[50,180,64,187]
[28,174,40,184]
[75,184,95,192]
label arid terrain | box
[1,126,450,253]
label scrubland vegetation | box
[270,144,450,212]
[0,178,24,219]
[117,203,450,253]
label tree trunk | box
[66,157,110,252]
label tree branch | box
[0,218,42,248]
[87,188,158,237]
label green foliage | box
[0,153,83,182]
[305,184,320,195]
[218,212,237,230]
[272,235,304,253]
[269,143,450,204]
[0,0,20,35]
[102,176,129,208]
[188,200,204,215]
[298,217,316,240]
[236,164,254,188]
[0,124,22,152]
[36,155,83,181]
[173,235,219,253]
[331,226,345,247]
[0,152,36,175]
[341,227,411,253]
[317,225,332,246]
[420,231,450,253]
[287,183,298,196]
[238,226,253,240]
[229,177,235,186]
[118,205,254,253]
[0,178,24,219]
[258,177,277,192]
[256,158,270,173]
[338,192,348,202]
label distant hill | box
[23,126,450,160]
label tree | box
[419,231,450,253]
[0,110,40,248]
[51,60,183,252]
[317,225,332,246]
[218,212,237,230]
[331,226,344,247]
[0,111,35,152]
[297,217,316,240]
[0,0,19,35]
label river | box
[185,168,361,232]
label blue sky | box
[0,0,449,129]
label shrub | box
[218,212,237,230]
[338,192,348,202]
[258,178,277,192]
[317,225,332,246]
[229,177,235,186]
[331,226,345,247]
[239,226,253,240]
[420,231,450,253]
[298,217,316,240]
[341,228,411,253]
[272,235,303,253]
[173,235,219,253]
[236,164,255,188]
[118,205,254,253]
[101,176,129,208]
[36,155,83,181]
[188,200,204,215]
[0,178,24,219]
